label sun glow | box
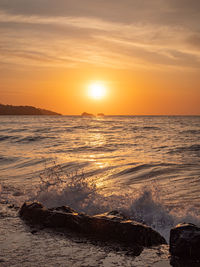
[88,82,107,100]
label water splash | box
[24,164,199,241]
[1,162,199,241]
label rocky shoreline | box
[19,202,200,266]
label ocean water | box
[0,115,200,266]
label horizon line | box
[62,114,200,116]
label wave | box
[8,128,29,133]
[188,144,200,151]
[14,135,54,143]
[181,129,200,135]
[8,164,195,241]
[112,163,178,181]
[61,145,117,153]
[1,170,200,242]
[33,128,52,133]
[0,135,13,142]
[142,126,160,130]
[131,126,161,132]
[0,155,18,164]
[169,144,200,154]
[115,164,152,176]
[0,134,50,143]
[18,136,46,143]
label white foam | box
[26,165,200,242]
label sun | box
[88,82,107,100]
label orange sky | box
[0,0,200,115]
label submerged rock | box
[19,202,166,249]
[170,223,200,260]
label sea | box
[0,115,200,267]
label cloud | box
[0,0,199,26]
[0,1,200,70]
[187,34,200,49]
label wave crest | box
[25,164,199,241]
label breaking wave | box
[18,164,199,241]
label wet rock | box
[49,206,76,213]
[31,230,37,234]
[94,210,129,221]
[19,202,166,248]
[170,223,200,260]
[170,257,200,267]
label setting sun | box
[88,82,107,100]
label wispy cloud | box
[0,1,200,71]
[0,11,124,31]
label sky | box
[0,0,200,115]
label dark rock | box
[19,202,81,230]
[94,210,129,221]
[31,230,37,234]
[170,223,200,260]
[170,256,200,267]
[49,206,76,213]
[19,202,166,249]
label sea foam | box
[24,164,200,241]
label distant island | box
[0,104,62,116]
[97,113,105,117]
[81,112,105,117]
[81,112,95,117]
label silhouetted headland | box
[0,104,62,115]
